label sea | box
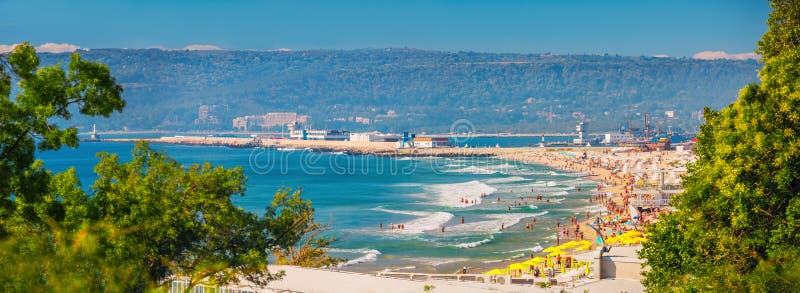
[38,136,602,274]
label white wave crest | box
[446,212,548,233]
[330,248,382,267]
[454,236,494,248]
[484,176,530,184]
[443,166,498,175]
[342,250,381,266]
[425,180,497,207]
[371,207,430,217]
[395,212,454,234]
[503,245,544,254]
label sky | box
[0,0,771,58]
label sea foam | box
[425,180,497,207]
[454,235,494,249]
[329,248,382,267]
[446,212,548,233]
[381,211,454,234]
[485,176,530,184]
[443,166,498,175]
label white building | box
[290,129,350,141]
[602,132,635,144]
[349,132,399,143]
[411,137,451,148]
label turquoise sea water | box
[39,141,600,274]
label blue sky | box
[0,0,770,57]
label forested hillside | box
[39,48,760,133]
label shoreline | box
[97,135,686,287]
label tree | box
[91,142,282,289]
[0,44,335,291]
[640,1,800,291]
[266,188,342,268]
[0,42,125,236]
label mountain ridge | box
[36,48,761,133]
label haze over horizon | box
[0,0,769,59]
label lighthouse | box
[90,124,98,140]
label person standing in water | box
[461,216,465,224]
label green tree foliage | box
[266,188,342,268]
[91,142,282,289]
[1,44,336,291]
[0,42,125,236]
[640,1,800,291]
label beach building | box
[290,129,350,141]
[572,122,588,145]
[195,104,223,125]
[413,137,451,148]
[349,132,400,143]
[601,132,635,144]
[232,112,308,132]
[396,132,415,148]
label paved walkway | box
[257,266,644,293]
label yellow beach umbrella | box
[542,246,561,253]
[508,263,529,271]
[621,236,646,245]
[605,236,621,244]
[523,257,547,265]
[560,240,582,248]
[622,230,641,237]
[483,268,509,275]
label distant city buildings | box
[354,116,371,125]
[232,112,309,131]
[195,105,224,125]
[690,110,704,121]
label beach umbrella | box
[621,236,647,245]
[483,268,509,275]
[523,257,547,265]
[508,263,529,271]
[622,230,641,237]
[542,246,561,253]
[560,240,582,248]
[605,236,621,244]
[575,242,592,251]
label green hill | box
[39,48,760,134]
